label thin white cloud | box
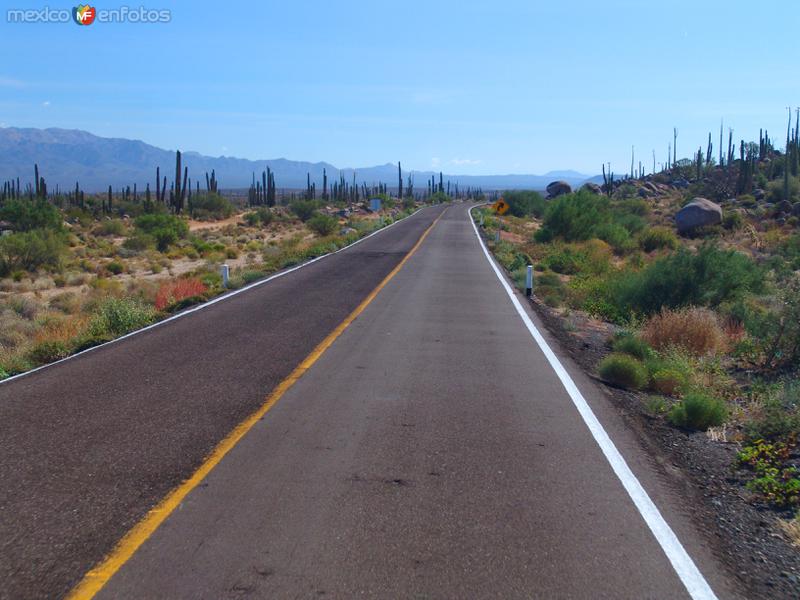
[431,157,441,168]
[42,100,51,107]
[450,158,481,166]
[0,77,25,88]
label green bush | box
[134,213,188,252]
[668,392,727,430]
[536,191,611,242]
[598,353,649,390]
[611,333,655,361]
[503,190,546,218]
[106,261,124,275]
[190,193,234,220]
[243,207,273,226]
[594,222,634,254]
[95,219,126,236]
[89,297,156,337]
[638,227,678,252]
[0,199,62,232]
[607,244,764,316]
[289,200,319,222]
[545,245,587,275]
[307,213,338,236]
[745,382,800,441]
[122,233,153,252]
[0,229,67,275]
[28,339,70,364]
[723,211,744,231]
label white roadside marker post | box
[495,229,500,243]
[525,265,533,298]
[221,264,230,288]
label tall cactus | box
[398,162,403,199]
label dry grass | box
[778,517,800,548]
[641,307,727,356]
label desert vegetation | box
[478,109,800,518]
[0,153,476,380]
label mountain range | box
[0,127,596,193]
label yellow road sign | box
[492,199,510,215]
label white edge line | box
[0,208,426,386]
[468,205,717,600]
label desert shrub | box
[122,233,154,252]
[767,176,800,203]
[608,244,764,317]
[190,193,234,220]
[0,198,62,232]
[289,200,319,222]
[493,240,528,272]
[535,271,565,306]
[89,297,156,336]
[739,277,800,370]
[94,219,126,236]
[106,261,124,275]
[638,227,678,252]
[668,392,727,430]
[598,353,649,390]
[611,333,655,361]
[49,292,81,314]
[503,190,546,218]
[641,307,726,356]
[545,245,588,275]
[134,214,188,251]
[536,191,610,242]
[307,213,338,236]
[594,222,634,254]
[745,393,800,442]
[0,367,7,380]
[154,278,208,311]
[737,439,800,507]
[0,229,67,275]
[28,339,70,364]
[650,369,688,396]
[723,211,744,231]
[243,207,273,226]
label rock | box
[675,198,723,234]
[581,182,602,194]
[672,178,690,189]
[753,188,766,201]
[644,182,659,193]
[637,187,649,198]
[339,227,357,236]
[546,180,572,199]
[337,209,350,218]
[777,200,793,214]
[793,203,800,217]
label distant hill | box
[0,127,597,193]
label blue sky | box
[1,0,796,175]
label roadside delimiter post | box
[221,264,230,288]
[525,265,533,298]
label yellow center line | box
[66,206,447,600]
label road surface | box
[1,204,736,599]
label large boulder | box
[675,198,723,234]
[546,180,572,199]
[793,202,800,217]
[581,182,602,194]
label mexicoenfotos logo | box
[6,5,171,24]
[72,5,96,25]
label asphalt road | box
[0,206,446,600]
[54,203,735,598]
